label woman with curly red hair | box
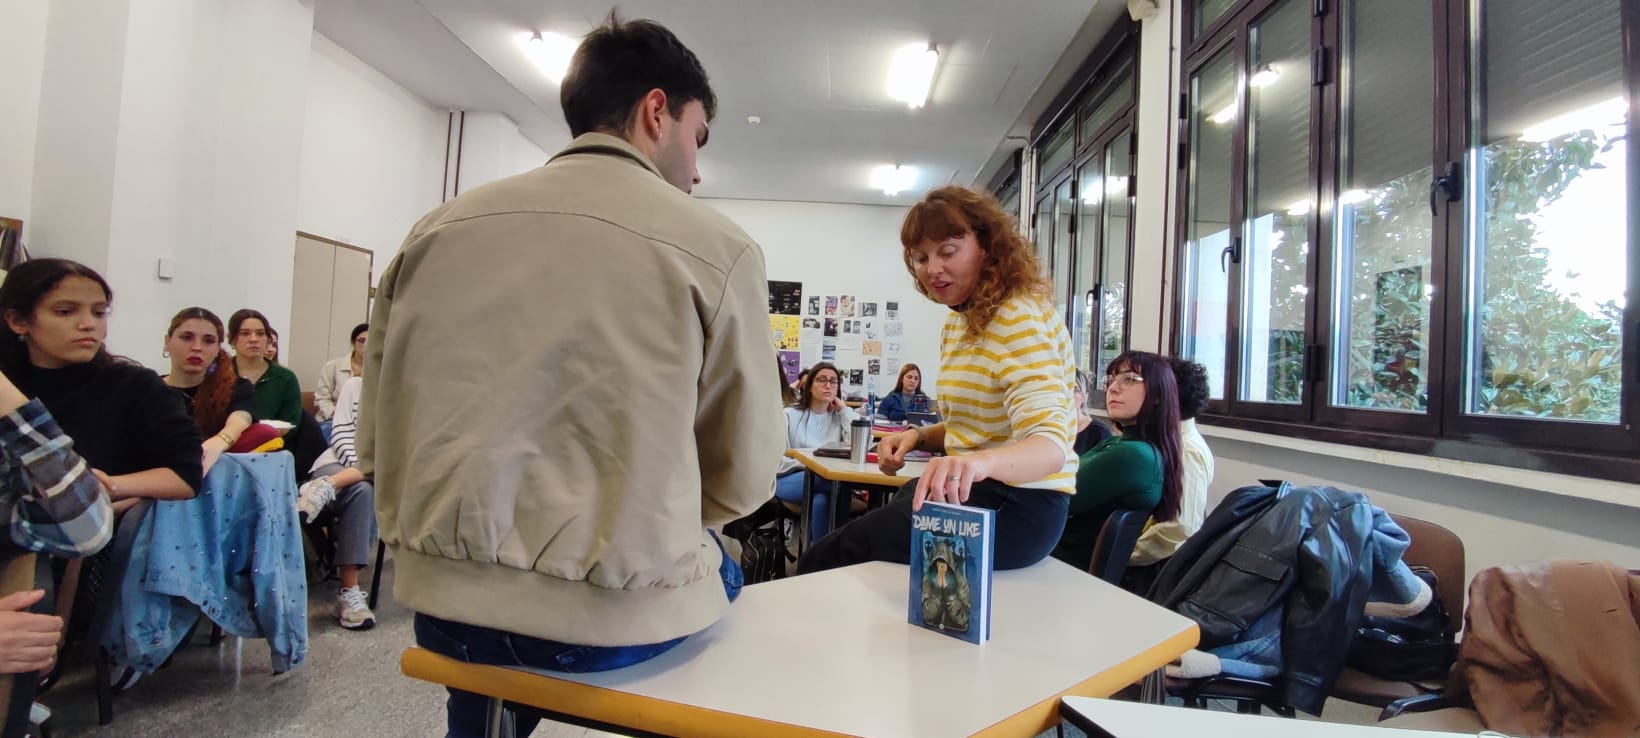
[161,307,256,474]
[797,185,1078,573]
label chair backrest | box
[1088,509,1150,587]
[1392,514,1465,638]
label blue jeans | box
[414,532,743,738]
[773,470,835,544]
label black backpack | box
[723,498,795,585]
[1345,567,1458,682]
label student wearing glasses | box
[1050,351,1185,572]
[775,362,858,542]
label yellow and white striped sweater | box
[935,293,1079,494]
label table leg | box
[485,696,515,738]
[830,478,843,535]
[798,471,813,558]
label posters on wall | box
[771,316,800,350]
[807,296,821,316]
[885,301,899,319]
[839,295,857,317]
[824,318,839,338]
[767,281,803,384]
[822,339,837,362]
[864,320,879,340]
[779,351,801,383]
[769,281,803,316]
[771,289,912,400]
[825,296,838,316]
[863,340,882,356]
[863,302,878,317]
[885,321,904,337]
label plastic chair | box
[1087,509,1149,587]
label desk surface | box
[1058,697,1477,737]
[786,447,928,487]
[443,560,1198,738]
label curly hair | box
[168,307,238,435]
[900,185,1052,342]
[1169,357,1211,421]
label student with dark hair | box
[775,362,859,543]
[366,13,781,737]
[161,307,256,474]
[876,363,932,421]
[1050,351,1185,572]
[314,323,368,422]
[227,309,300,426]
[1127,357,1214,567]
[0,259,201,518]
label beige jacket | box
[359,133,785,646]
[1130,418,1212,565]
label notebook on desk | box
[906,411,940,427]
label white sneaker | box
[338,586,375,630]
[296,476,337,523]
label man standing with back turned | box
[358,13,785,737]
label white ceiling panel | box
[316,0,1123,206]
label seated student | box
[227,310,301,426]
[798,186,1078,574]
[776,362,859,543]
[1071,369,1114,454]
[264,327,280,363]
[877,363,932,421]
[0,366,114,676]
[1128,358,1213,569]
[314,323,367,423]
[0,259,202,520]
[161,308,256,474]
[1050,351,1184,572]
[296,375,376,630]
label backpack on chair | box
[723,498,795,585]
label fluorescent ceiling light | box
[888,43,939,109]
[1518,96,1626,142]
[870,165,919,196]
[1249,64,1280,88]
[1208,101,1238,125]
[1286,199,1312,215]
[1338,188,1372,205]
[520,31,579,84]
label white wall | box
[0,0,49,238]
[703,198,947,396]
[298,32,446,281]
[455,112,555,194]
[1119,0,1640,578]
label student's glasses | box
[812,377,841,386]
[1100,371,1145,390]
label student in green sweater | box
[1051,350,1183,571]
[227,309,302,426]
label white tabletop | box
[1059,697,1483,737]
[788,447,929,486]
[531,560,1199,737]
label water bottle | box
[849,418,872,463]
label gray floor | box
[44,557,1381,737]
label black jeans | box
[414,532,743,738]
[795,479,1070,574]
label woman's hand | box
[201,438,229,476]
[912,452,995,512]
[0,590,62,675]
[828,395,847,413]
[876,430,919,475]
[111,498,140,515]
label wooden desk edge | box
[401,647,851,738]
[785,448,917,487]
[971,623,1201,738]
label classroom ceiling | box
[313,0,1124,206]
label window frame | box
[1171,0,1640,483]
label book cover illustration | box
[907,502,994,644]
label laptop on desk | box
[906,411,940,427]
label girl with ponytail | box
[162,307,256,474]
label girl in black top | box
[0,259,201,515]
[162,307,256,474]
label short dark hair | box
[227,309,271,345]
[1170,357,1211,421]
[560,12,717,138]
[350,323,369,343]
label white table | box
[786,448,929,552]
[1058,697,1484,737]
[404,560,1199,737]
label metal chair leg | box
[367,539,386,609]
[94,649,113,726]
[484,697,515,738]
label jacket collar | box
[549,132,665,181]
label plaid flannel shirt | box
[0,399,113,557]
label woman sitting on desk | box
[797,186,1078,573]
[161,307,257,474]
[775,362,859,543]
[1050,351,1183,572]
[877,363,932,421]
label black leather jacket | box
[1148,482,1376,715]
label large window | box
[1030,24,1141,386]
[1176,0,1638,476]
